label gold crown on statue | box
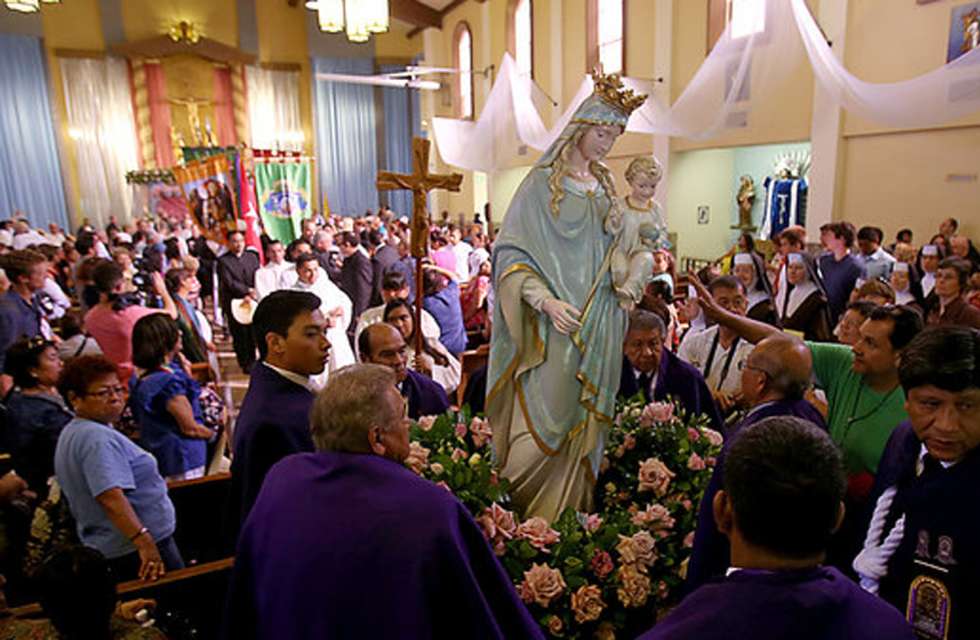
[591,70,647,115]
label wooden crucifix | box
[377,137,463,356]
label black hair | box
[708,275,746,296]
[338,231,359,248]
[647,279,673,304]
[382,270,408,291]
[226,229,244,242]
[845,300,878,319]
[723,416,845,558]
[422,268,446,297]
[4,337,55,388]
[867,304,924,351]
[368,229,384,248]
[164,267,192,295]
[383,298,412,321]
[899,325,980,393]
[857,226,883,244]
[91,260,123,295]
[38,546,117,640]
[59,356,118,400]
[74,232,96,256]
[252,290,322,360]
[938,257,972,290]
[897,228,913,242]
[58,312,84,340]
[285,238,312,261]
[131,313,180,370]
[295,252,318,269]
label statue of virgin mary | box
[487,74,647,522]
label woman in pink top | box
[84,261,177,380]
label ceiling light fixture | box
[306,0,389,43]
[4,0,40,13]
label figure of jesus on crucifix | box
[377,137,463,356]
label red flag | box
[237,154,265,264]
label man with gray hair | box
[224,364,544,640]
[618,308,723,431]
[686,334,828,591]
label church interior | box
[0,0,979,638]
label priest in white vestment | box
[290,253,355,380]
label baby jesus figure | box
[610,156,670,308]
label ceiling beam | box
[390,0,442,29]
[405,0,482,38]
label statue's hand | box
[541,298,582,335]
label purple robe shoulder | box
[654,349,724,431]
[686,399,828,592]
[223,452,544,640]
[403,368,451,419]
[640,567,914,640]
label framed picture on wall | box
[948,2,980,62]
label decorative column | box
[130,59,157,169]
[231,63,250,146]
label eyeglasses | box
[84,385,126,399]
[738,360,770,377]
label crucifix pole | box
[377,138,463,356]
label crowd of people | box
[0,206,975,638]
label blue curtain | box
[0,34,69,227]
[313,57,379,217]
[380,64,415,218]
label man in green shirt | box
[689,277,923,495]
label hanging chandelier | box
[306,0,389,43]
[4,0,59,13]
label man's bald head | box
[741,335,812,405]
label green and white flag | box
[254,160,312,243]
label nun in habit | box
[889,261,924,309]
[775,252,833,342]
[731,252,779,326]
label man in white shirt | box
[919,244,940,298]
[255,240,290,300]
[467,232,491,278]
[354,271,440,357]
[290,253,355,374]
[11,220,48,251]
[857,226,896,281]
[449,226,472,282]
[678,276,755,413]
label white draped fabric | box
[60,57,139,227]
[432,0,980,171]
[789,0,980,128]
[245,66,303,152]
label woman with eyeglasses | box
[54,355,183,582]
[129,314,215,482]
[3,337,72,495]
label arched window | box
[453,22,474,119]
[708,0,766,52]
[508,0,533,78]
[587,0,625,74]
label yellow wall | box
[666,148,735,261]
[120,0,238,45]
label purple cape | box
[223,451,544,640]
[639,566,914,640]
[686,398,827,592]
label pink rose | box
[520,563,566,608]
[546,615,563,636]
[624,434,637,450]
[703,427,724,447]
[640,401,674,427]
[616,564,652,608]
[476,503,518,556]
[590,550,614,579]
[417,415,437,431]
[570,584,605,624]
[451,447,467,462]
[681,499,693,512]
[516,517,561,551]
[616,532,657,568]
[468,416,493,449]
[630,503,676,532]
[454,422,468,439]
[706,456,717,467]
[657,580,670,599]
[638,457,675,496]
[429,462,445,475]
[687,452,706,471]
[683,531,695,548]
[687,427,701,441]
[404,442,430,474]
[583,513,603,533]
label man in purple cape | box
[686,334,828,591]
[222,364,543,640]
[639,416,913,640]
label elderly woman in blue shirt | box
[54,355,182,581]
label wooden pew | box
[10,557,235,639]
[167,472,232,565]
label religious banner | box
[236,153,264,262]
[253,150,313,243]
[125,169,188,226]
[172,154,239,242]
